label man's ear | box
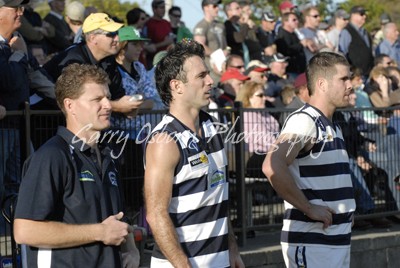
[170,79,184,94]
[64,98,75,115]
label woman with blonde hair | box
[236,81,280,179]
[367,66,392,108]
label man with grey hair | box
[376,22,400,67]
[44,0,73,53]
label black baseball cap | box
[202,0,221,7]
[350,6,367,15]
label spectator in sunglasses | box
[236,81,280,182]
[43,13,142,118]
[168,5,192,43]
[339,5,374,80]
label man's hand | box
[305,204,336,229]
[111,95,144,117]
[229,253,245,268]
[100,212,132,246]
[9,36,28,54]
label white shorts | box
[282,244,350,268]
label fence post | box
[233,102,247,247]
[24,102,32,158]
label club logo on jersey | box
[188,137,199,152]
[109,171,118,186]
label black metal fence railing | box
[1,103,400,257]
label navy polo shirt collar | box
[56,126,95,153]
[56,126,111,155]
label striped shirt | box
[145,110,230,268]
[280,104,356,248]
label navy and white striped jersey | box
[145,110,230,267]
[279,104,356,248]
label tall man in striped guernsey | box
[144,40,244,268]
[263,52,356,268]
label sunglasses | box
[103,31,118,38]
[171,13,181,18]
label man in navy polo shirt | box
[14,64,139,268]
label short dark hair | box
[126,7,146,25]
[374,53,390,66]
[306,52,349,95]
[55,64,110,114]
[155,40,205,106]
[168,6,181,16]
[225,54,243,68]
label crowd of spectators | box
[2,0,400,236]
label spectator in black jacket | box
[339,6,374,80]
[275,12,308,79]
[43,13,141,117]
[256,11,277,59]
[44,0,73,54]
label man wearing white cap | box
[266,53,292,106]
[0,0,30,203]
[65,1,85,43]
[44,0,73,54]
[257,10,277,57]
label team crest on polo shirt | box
[109,171,118,186]
[79,170,95,182]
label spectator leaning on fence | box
[14,64,140,268]
[263,52,356,268]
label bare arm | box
[110,95,143,116]
[194,35,213,56]
[144,133,191,267]
[262,136,335,228]
[14,212,132,248]
[228,220,244,268]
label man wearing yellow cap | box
[43,13,143,117]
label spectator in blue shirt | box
[376,22,400,67]
[112,26,163,213]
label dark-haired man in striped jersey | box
[263,52,356,268]
[144,39,244,268]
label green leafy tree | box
[34,0,140,23]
